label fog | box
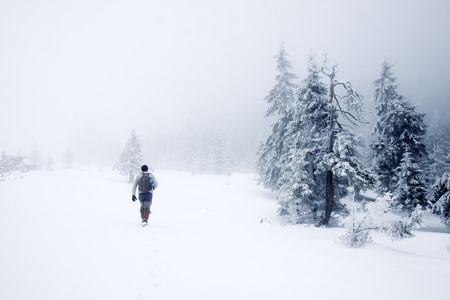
[1,0,449,167]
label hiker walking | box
[132,165,158,226]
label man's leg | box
[140,206,145,220]
[139,193,153,224]
[142,199,152,222]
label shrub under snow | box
[339,193,424,248]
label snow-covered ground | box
[1,168,449,300]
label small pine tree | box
[339,206,375,248]
[394,145,427,211]
[339,193,424,248]
[113,131,144,183]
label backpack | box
[138,173,154,193]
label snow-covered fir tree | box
[394,145,427,211]
[429,172,450,227]
[276,54,329,224]
[256,44,297,191]
[113,130,144,183]
[371,61,427,194]
[268,53,373,226]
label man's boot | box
[143,208,150,224]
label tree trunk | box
[323,169,334,226]
[317,73,337,227]
[319,128,335,227]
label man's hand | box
[132,195,137,202]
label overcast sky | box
[1,0,449,164]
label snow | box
[1,168,449,300]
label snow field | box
[0,168,449,300]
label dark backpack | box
[138,173,154,193]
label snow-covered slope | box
[1,168,449,300]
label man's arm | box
[132,174,140,196]
[150,173,158,190]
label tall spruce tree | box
[277,55,329,223]
[256,44,297,191]
[371,61,427,194]
[113,130,144,183]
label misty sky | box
[1,0,449,164]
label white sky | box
[1,0,449,163]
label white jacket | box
[132,172,158,196]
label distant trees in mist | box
[0,149,70,176]
[0,153,28,177]
[112,128,240,182]
[256,44,450,230]
[119,125,244,177]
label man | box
[132,165,158,226]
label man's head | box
[141,165,148,172]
